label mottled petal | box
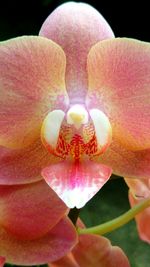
[0,180,67,240]
[40,2,114,102]
[52,234,130,267]
[0,36,68,149]
[0,138,61,185]
[0,257,5,267]
[94,138,150,179]
[87,38,150,151]
[129,192,150,244]
[42,160,112,208]
[0,217,77,265]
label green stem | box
[68,207,80,225]
[78,198,150,235]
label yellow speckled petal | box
[87,38,150,151]
[0,36,68,149]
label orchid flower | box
[51,233,130,267]
[0,1,150,266]
[50,220,130,267]
[39,2,150,209]
[1,2,150,210]
[125,177,150,244]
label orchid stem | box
[78,198,150,235]
[68,207,80,225]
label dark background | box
[1,1,150,266]
[0,0,149,41]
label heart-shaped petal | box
[42,160,112,208]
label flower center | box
[41,105,112,161]
[67,104,88,129]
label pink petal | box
[52,234,130,267]
[0,36,68,149]
[0,180,67,240]
[40,2,114,102]
[129,192,150,244]
[0,257,5,267]
[0,216,78,265]
[73,234,130,267]
[125,177,150,244]
[42,160,112,208]
[0,138,61,185]
[125,177,150,198]
[94,139,150,179]
[87,38,150,151]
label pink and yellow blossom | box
[0,2,150,210]
[0,1,150,264]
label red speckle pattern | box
[45,122,99,161]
